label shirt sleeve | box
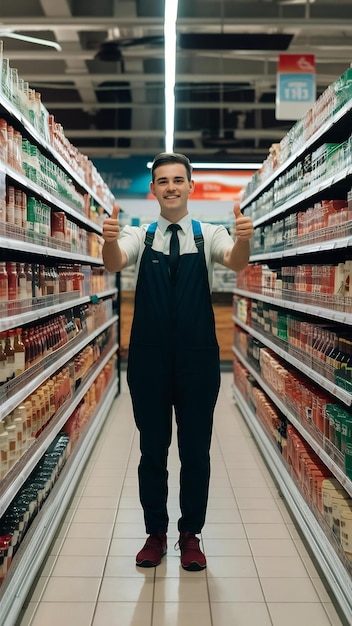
[118,225,145,266]
[207,224,234,265]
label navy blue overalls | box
[127,220,221,534]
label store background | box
[1,0,350,161]
[1,0,350,359]
[1,1,352,625]
[2,0,350,358]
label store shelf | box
[232,383,352,625]
[252,164,352,229]
[0,161,103,234]
[234,71,352,626]
[233,345,352,497]
[233,288,352,326]
[0,377,118,626]
[0,288,117,333]
[241,99,352,210]
[0,91,113,215]
[1,315,118,418]
[0,238,104,263]
[0,60,120,620]
[233,315,352,406]
[250,234,352,262]
[0,343,118,516]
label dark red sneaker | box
[177,532,207,571]
[136,533,167,567]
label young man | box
[102,152,253,571]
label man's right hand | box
[102,202,120,242]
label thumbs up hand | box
[233,202,254,241]
[102,202,121,243]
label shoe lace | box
[174,532,200,552]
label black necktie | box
[168,223,181,280]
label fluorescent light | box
[164,0,179,152]
[0,32,62,51]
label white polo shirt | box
[118,213,234,291]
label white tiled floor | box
[15,372,347,626]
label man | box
[102,152,253,571]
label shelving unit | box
[233,70,352,624]
[0,60,119,626]
[0,380,117,626]
[232,383,352,624]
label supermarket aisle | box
[16,372,346,626]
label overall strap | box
[145,219,204,249]
[144,221,158,247]
[191,219,204,251]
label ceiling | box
[0,0,352,164]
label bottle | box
[33,327,43,363]
[38,325,48,358]
[39,265,46,296]
[25,263,33,299]
[24,400,34,447]
[13,328,25,376]
[33,264,41,297]
[4,330,15,381]
[6,261,17,302]
[0,421,9,480]
[21,328,31,369]
[14,188,23,227]
[11,410,24,457]
[28,327,37,366]
[0,261,8,303]
[345,339,352,385]
[37,390,47,430]
[0,332,8,385]
[6,185,15,224]
[17,263,27,301]
[46,266,55,296]
[4,415,17,469]
[47,380,56,418]
[30,394,41,437]
[12,405,27,452]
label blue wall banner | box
[93,156,152,198]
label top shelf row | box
[0,42,115,215]
[241,66,352,209]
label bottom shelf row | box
[232,355,352,624]
[0,360,119,626]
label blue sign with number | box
[279,73,315,102]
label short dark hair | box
[151,152,193,182]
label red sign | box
[147,170,256,201]
[277,54,315,74]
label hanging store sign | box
[276,54,316,121]
[187,170,256,201]
[146,169,256,201]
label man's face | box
[150,162,194,218]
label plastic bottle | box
[12,405,27,452]
[17,263,27,301]
[0,261,8,303]
[6,262,17,302]
[0,331,8,385]
[25,263,33,299]
[13,328,25,376]
[0,421,9,480]
[6,185,15,224]
[4,330,15,382]
[4,415,17,469]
